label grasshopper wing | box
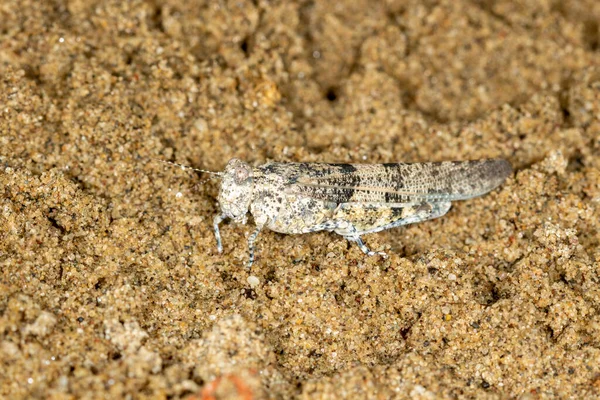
[283,159,511,205]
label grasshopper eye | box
[234,164,251,184]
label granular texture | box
[1,0,599,398]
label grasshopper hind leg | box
[354,201,452,236]
[347,235,389,258]
[338,201,452,258]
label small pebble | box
[247,275,260,288]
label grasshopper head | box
[218,158,254,223]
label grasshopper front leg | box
[246,226,262,268]
[213,214,226,253]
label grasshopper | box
[159,158,511,267]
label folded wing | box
[286,159,512,205]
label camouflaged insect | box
[163,158,511,267]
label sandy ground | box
[1,0,600,398]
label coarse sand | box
[1,0,600,399]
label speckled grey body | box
[212,158,512,267]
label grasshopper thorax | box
[217,158,254,223]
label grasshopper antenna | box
[152,158,223,177]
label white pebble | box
[247,275,260,288]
